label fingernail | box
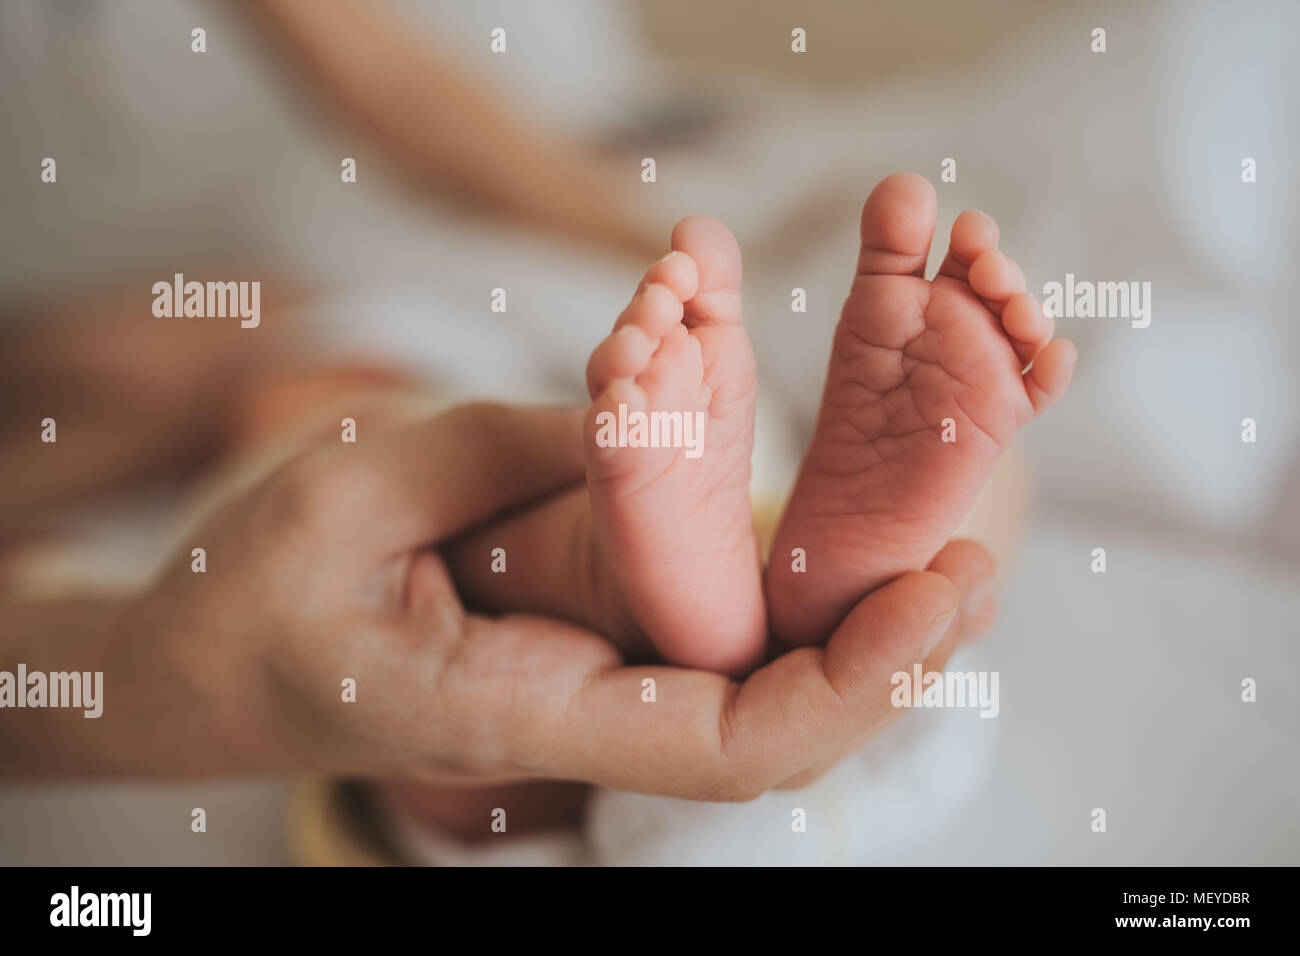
[921,609,957,658]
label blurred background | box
[1,0,1296,864]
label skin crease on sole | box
[766,172,1076,648]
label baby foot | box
[768,173,1076,646]
[584,216,765,675]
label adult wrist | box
[0,597,129,776]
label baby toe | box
[587,324,656,399]
[938,210,1000,281]
[1001,293,1055,362]
[671,215,741,294]
[614,282,685,338]
[855,172,938,278]
[635,325,702,411]
[1024,338,1078,415]
[968,249,1027,306]
[638,250,699,303]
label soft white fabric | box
[585,668,999,866]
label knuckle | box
[722,780,767,804]
[266,450,363,534]
[445,401,509,438]
[698,767,767,804]
[441,402,514,463]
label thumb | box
[771,570,958,791]
[821,570,959,716]
[720,569,961,794]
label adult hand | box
[29,403,995,798]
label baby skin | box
[767,172,1075,645]
[444,172,1075,674]
[446,215,766,674]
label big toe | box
[671,215,743,326]
[857,171,938,278]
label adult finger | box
[776,538,997,789]
[923,538,997,652]
[309,402,587,554]
[486,568,961,800]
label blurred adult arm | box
[243,0,661,258]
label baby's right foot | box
[767,173,1076,646]
[583,217,766,675]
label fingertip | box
[928,538,997,590]
[876,569,962,660]
[823,568,959,677]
